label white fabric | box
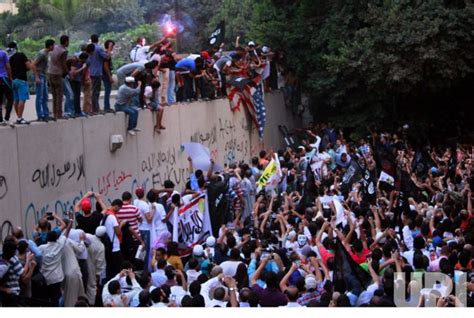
[219,260,242,277]
[130,45,150,63]
[134,199,152,231]
[38,235,67,285]
[105,214,121,252]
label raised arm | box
[251,257,269,286]
[279,263,298,292]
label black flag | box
[333,238,372,294]
[208,21,225,47]
[341,160,364,196]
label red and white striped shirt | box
[116,204,141,235]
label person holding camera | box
[74,191,107,235]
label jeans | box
[0,77,13,122]
[115,103,138,130]
[91,76,102,112]
[48,74,63,119]
[63,77,74,115]
[70,80,82,115]
[102,75,112,111]
[35,74,49,119]
[168,70,176,104]
[139,230,151,272]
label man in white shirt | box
[151,259,167,287]
[102,270,142,307]
[38,220,72,306]
[84,228,106,305]
[130,36,167,63]
[134,187,153,270]
[103,199,123,280]
[219,248,243,276]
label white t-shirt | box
[130,45,150,63]
[105,214,120,252]
[134,199,151,231]
[219,260,242,277]
[151,202,168,234]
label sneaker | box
[0,121,7,126]
[132,128,141,132]
[16,118,30,125]
[128,130,136,136]
[47,116,56,121]
[77,112,88,118]
[104,109,115,113]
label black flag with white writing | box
[208,21,225,47]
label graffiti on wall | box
[31,155,85,189]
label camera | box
[46,212,54,221]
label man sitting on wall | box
[114,76,141,136]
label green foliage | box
[14,24,158,70]
[249,0,474,136]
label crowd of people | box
[0,33,283,136]
[0,122,473,307]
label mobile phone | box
[46,212,54,221]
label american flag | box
[227,75,266,139]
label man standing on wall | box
[33,39,55,122]
[47,35,69,120]
[89,34,112,114]
[7,42,35,125]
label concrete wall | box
[0,92,298,239]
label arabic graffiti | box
[31,155,85,189]
[97,170,133,196]
[190,126,217,148]
[0,220,13,242]
[141,148,177,173]
[0,176,7,200]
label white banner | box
[172,193,212,255]
[181,142,223,172]
[256,154,282,192]
[379,171,395,186]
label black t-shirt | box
[75,211,103,234]
[10,52,28,81]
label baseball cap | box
[247,41,256,47]
[305,274,318,290]
[95,226,107,237]
[81,198,92,212]
[135,187,144,198]
[193,244,204,257]
[125,76,136,83]
[201,51,210,60]
[262,46,270,54]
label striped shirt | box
[116,204,141,235]
[5,256,24,295]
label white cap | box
[125,76,136,83]
[262,46,270,54]
[193,244,204,256]
[247,41,256,47]
[288,230,296,240]
[95,226,107,237]
[305,274,318,290]
[206,236,216,247]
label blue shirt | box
[0,50,9,78]
[175,58,196,73]
[88,43,108,77]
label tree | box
[73,0,145,33]
[248,0,474,140]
